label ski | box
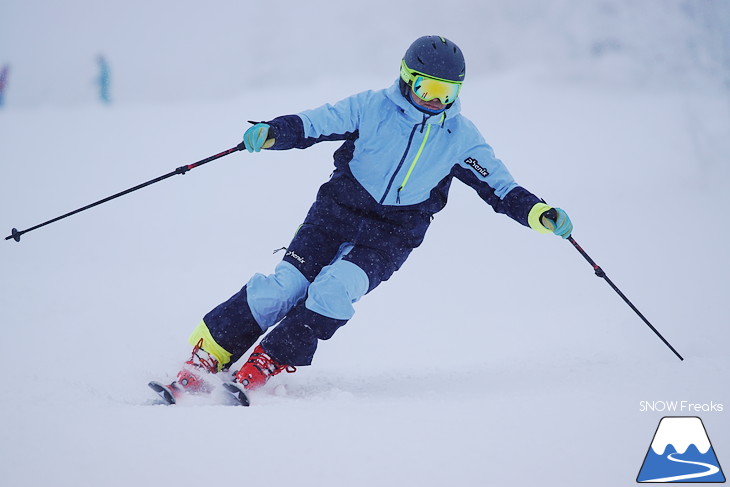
[222,382,251,407]
[148,381,178,405]
[148,379,250,406]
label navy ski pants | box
[202,170,431,366]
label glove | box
[243,123,271,153]
[540,207,573,239]
[528,202,573,238]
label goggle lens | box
[412,75,461,104]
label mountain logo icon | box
[637,416,726,483]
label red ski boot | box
[234,345,296,390]
[222,345,296,406]
[149,338,220,404]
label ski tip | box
[222,382,251,407]
[148,381,177,405]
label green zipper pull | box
[397,122,433,200]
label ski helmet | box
[401,35,466,83]
[400,36,465,110]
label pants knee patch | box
[305,259,369,320]
[247,260,309,330]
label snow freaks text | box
[639,401,724,413]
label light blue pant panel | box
[305,259,370,320]
[246,260,309,331]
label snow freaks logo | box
[637,416,726,483]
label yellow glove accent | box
[188,321,233,370]
[528,202,554,234]
[263,138,275,149]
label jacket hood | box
[384,79,462,125]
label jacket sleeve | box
[452,142,541,227]
[264,91,373,150]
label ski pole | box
[5,142,246,242]
[566,234,684,361]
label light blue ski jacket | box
[266,79,541,226]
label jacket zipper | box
[396,122,432,203]
[379,125,418,204]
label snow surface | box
[1,1,729,486]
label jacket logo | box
[464,157,489,177]
[285,250,306,264]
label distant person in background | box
[0,64,9,107]
[151,35,574,403]
[97,55,110,104]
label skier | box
[154,35,573,403]
[0,64,8,107]
[97,55,111,105]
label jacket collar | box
[384,79,461,125]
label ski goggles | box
[400,60,462,104]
